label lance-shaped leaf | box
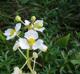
[0,30,6,42]
[71,60,80,65]
[54,33,70,48]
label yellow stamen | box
[10,29,16,36]
[27,37,35,46]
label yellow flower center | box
[34,23,43,29]
[10,29,16,36]
[27,37,35,46]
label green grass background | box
[0,0,80,74]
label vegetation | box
[0,0,80,74]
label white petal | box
[34,27,45,32]
[24,30,38,40]
[6,36,11,40]
[15,23,21,31]
[34,20,43,26]
[32,39,43,50]
[4,29,12,36]
[32,39,47,52]
[19,38,30,49]
[13,41,19,51]
[37,39,44,43]
[6,32,17,40]
[39,44,47,52]
[24,20,30,26]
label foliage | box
[0,0,80,74]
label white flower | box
[13,30,38,50]
[17,30,38,50]
[13,30,47,51]
[32,39,47,52]
[4,23,21,40]
[12,67,22,74]
[33,20,45,32]
[24,19,45,32]
[24,20,30,26]
[24,30,38,47]
[13,29,38,50]
[18,30,47,51]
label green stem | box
[26,49,33,74]
[18,48,27,59]
[33,59,36,70]
[27,49,29,59]
[21,59,29,70]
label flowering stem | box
[21,59,29,70]
[33,59,36,70]
[31,59,42,67]
[27,49,29,59]
[26,49,33,74]
[18,48,27,59]
[18,48,34,73]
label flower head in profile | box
[12,67,22,74]
[4,23,21,40]
[24,16,45,32]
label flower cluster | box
[4,16,48,74]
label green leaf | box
[19,0,29,4]
[71,60,80,65]
[0,30,6,42]
[54,33,70,48]
[76,32,80,39]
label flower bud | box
[41,46,48,52]
[15,15,21,22]
[33,52,38,59]
[31,16,36,22]
[12,66,22,74]
[32,70,37,74]
[43,47,47,52]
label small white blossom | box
[33,20,45,32]
[4,23,21,40]
[24,19,45,32]
[12,67,22,74]
[18,30,47,51]
[17,30,38,50]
